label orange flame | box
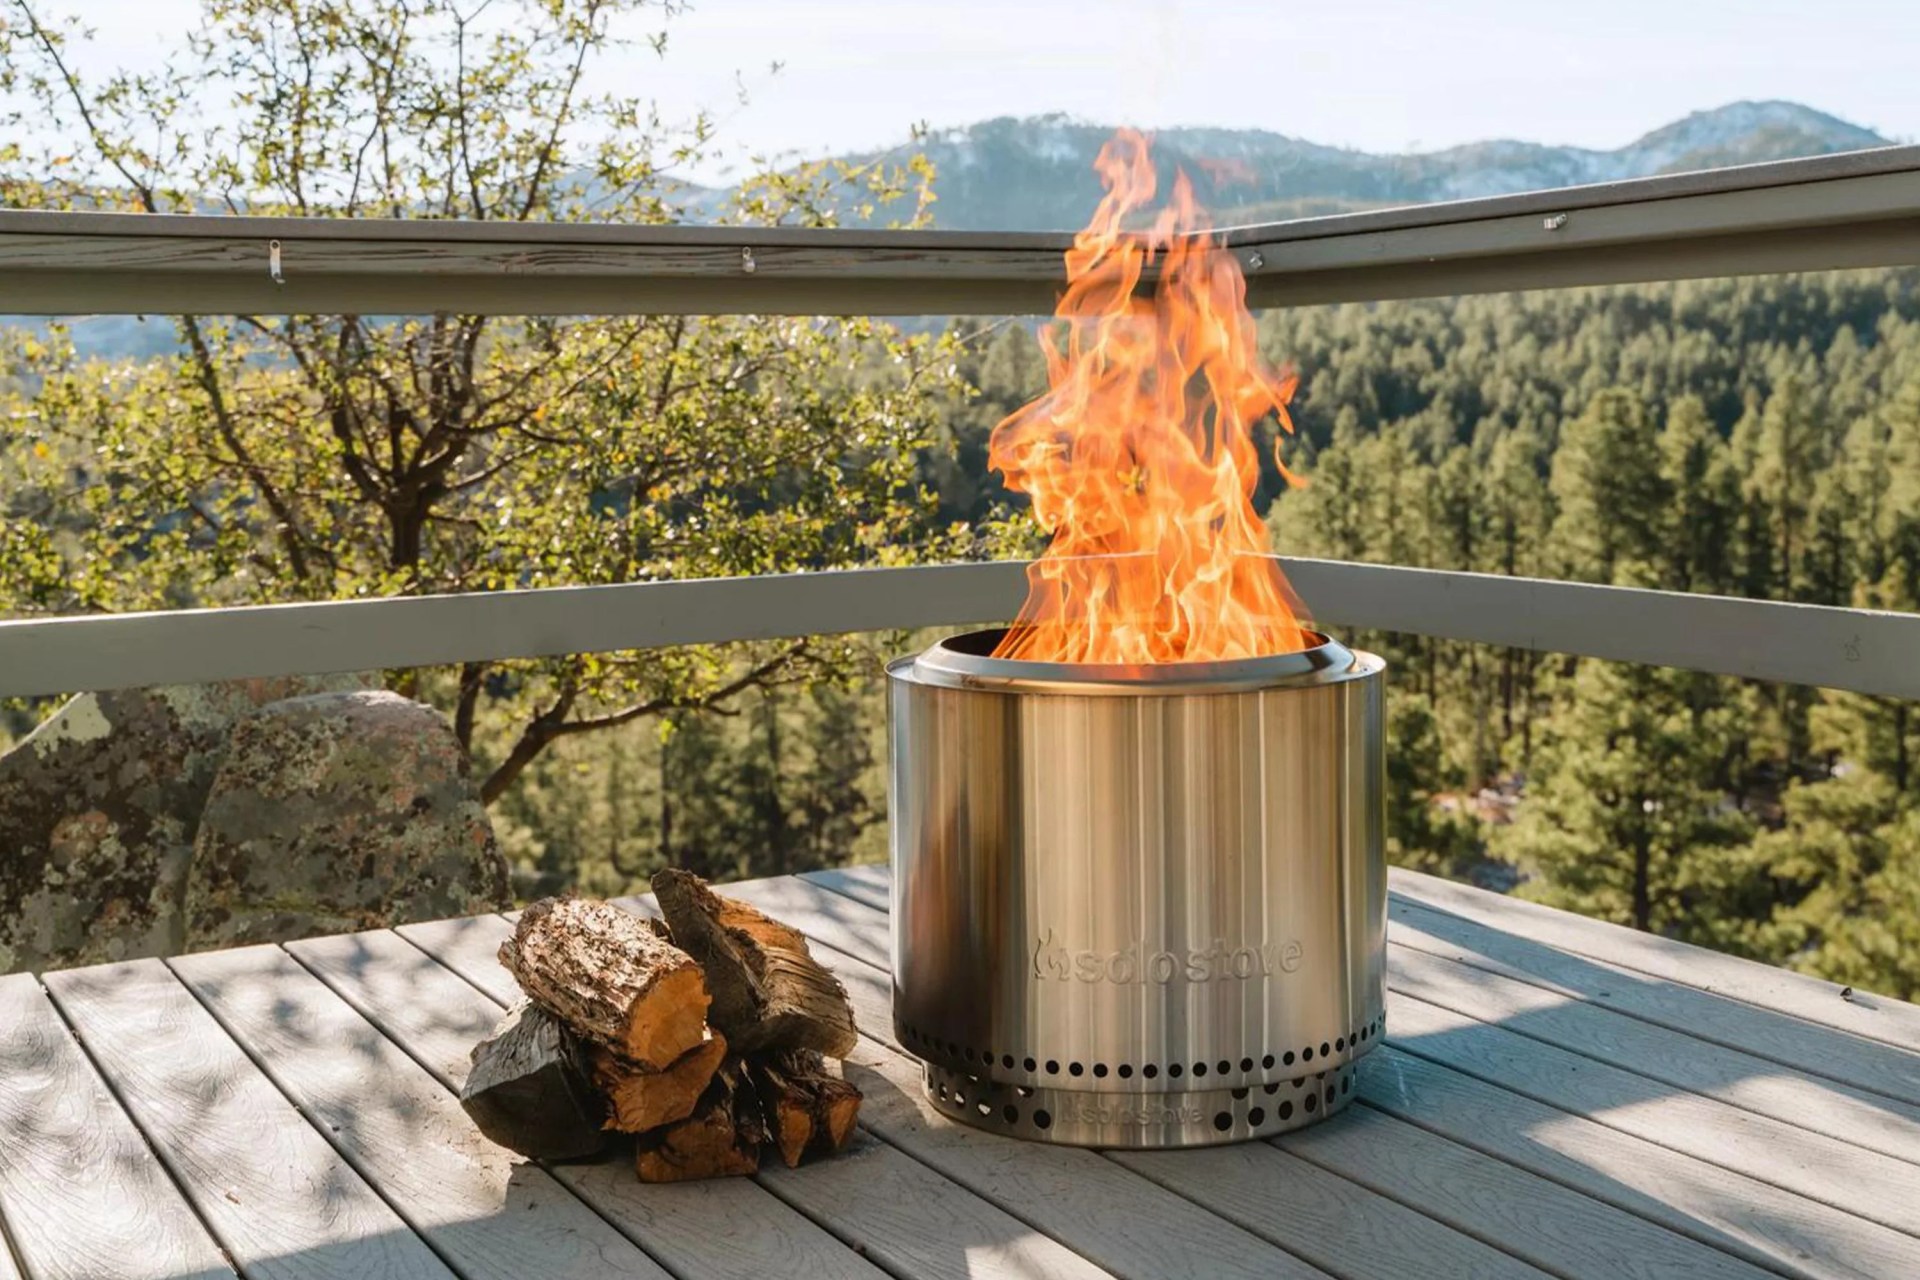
[989,129,1311,664]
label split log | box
[499,896,711,1069]
[750,1051,863,1167]
[591,1031,729,1133]
[458,999,606,1160]
[634,1060,767,1183]
[653,869,858,1057]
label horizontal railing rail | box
[2,144,1919,314]
[3,559,1915,702]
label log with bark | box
[458,999,606,1161]
[471,881,862,1183]
[653,868,859,1058]
[499,896,711,1070]
[750,1050,861,1168]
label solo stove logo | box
[1032,928,1302,984]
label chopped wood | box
[749,1056,816,1168]
[653,869,858,1057]
[458,999,606,1161]
[812,1075,861,1154]
[634,1060,765,1183]
[750,1051,862,1166]
[499,896,711,1070]
[591,1031,728,1133]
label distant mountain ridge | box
[853,100,1892,231]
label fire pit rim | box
[892,626,1380,697]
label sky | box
[59,0,1920,183]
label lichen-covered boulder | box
[0,676,366,974]
[185,690,508,948]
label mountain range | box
[862,100,1892,231]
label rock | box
[0,676,366,974]
[185,690,508,949]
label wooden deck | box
[2,867,1916,1280]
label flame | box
[989,129,1311,665]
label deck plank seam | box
[1387,900,1920,1109]
[159,951,482,1280]
[775,885,1563,1280]
[276,935,704,1280]
[28,975,241,1279]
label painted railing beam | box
[2,144,1918,315]
[2,560,1915,702]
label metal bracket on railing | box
[1543,213,1569,231]
[741,247,757,274]
[268,239,285,285]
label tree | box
[1495,659,1755,939]
[1747,776,1920,1000]
[1547,389,1667,585]
[0,0,964,808]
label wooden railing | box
[4,144,1920,702]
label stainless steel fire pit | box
[887,627,1386,1148]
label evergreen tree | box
[1494,660,1754,939]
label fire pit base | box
[921,1053,1366,1149]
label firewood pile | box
[458,869,862,1182]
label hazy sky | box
[63,0,1920,181]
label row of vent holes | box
[904,1016,1384,1082]
[937,1068,1355,1133]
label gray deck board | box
[288,927,887,1280]
[169,945,672,1280]
[7,867,1920,1280]
[792,867,1920,1280]
[1389,868,1920,1053]
[42,959,453,1280]
[1387,937,1920,1166]
[0,972,233,1280]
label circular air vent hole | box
[1068,1062,1084,1077]
[1239,1057,1254,1073]
[1168,1064,1184,1079]
[1143,1064,1159,1080]
[1279,1100,1294,1120]
[1033,1109,1052,1131]
[1118,1064,1134,1079]
[1217,1060,1231,1076]
[1262,1054,1276,1070]
[1231,1087,1249,1101]
[1342,1076,1353,1095]
[1283,1051,1295,1066]
[1212,1112,1232,1133]
[1002,1054,1015,1069]
[1192,1062,1208,1078]
[1248,1107,1266,1128]
[1320,1042,1331,1057]
[1023,1057,1037,1072]
[1304,1094,1318,1114]
[1262,1083,1279,1096]
[1046,1060,1060,1075]
[1092,1063,1108,1079]
[977,1101,992,1118]
[1335,1038,1345,1052]
[1325,1087,1336,1105]
[1302,1047,1314,1062]
[1002,1104,1019,1124]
